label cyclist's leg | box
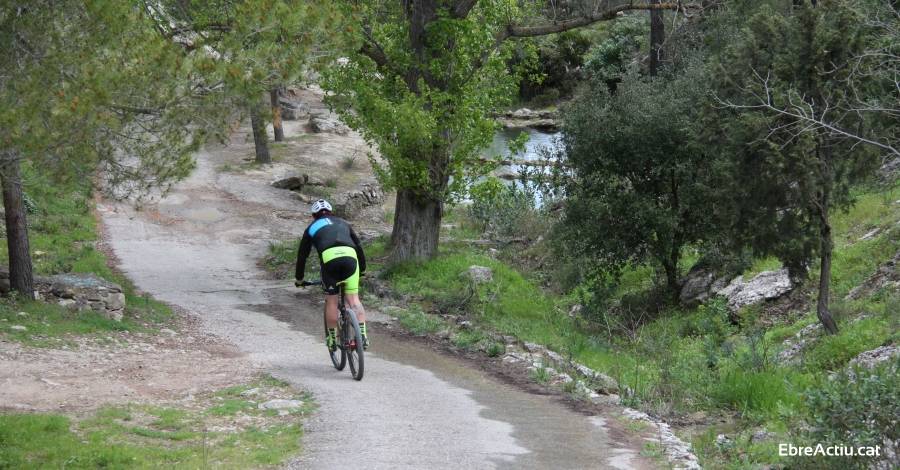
[321,263,342,350]
[340,258,368,345]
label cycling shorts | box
[320,246,359,295]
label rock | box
[9,325,27,332]
[847,345,899,370]
[879,155,900,180]
[846,250,900,300]
[860,228,881,241]
[333,183,384,218]
[258,399,304,415]
[718,268,793,311]
[272,175,306,191]
[777,322,823,363]
[716,434,734,449]
[464,265,493,284]
[751,429,774,443]
[160,328,177,337]
[16,311,27,317]
[279,99,309,120]
[309,116,350,135]
[240,388,261,397]
[568,304,582,317]
[494,166,520,181]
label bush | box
[797,357,899,469]
[467,178,537,239]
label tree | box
[150,0,341,163]
[560,62,732,298]
[713,0,886,334]
[271,87,285,142]
[649,0,666,75]
[1,1,222,297]
[324,0,693,263]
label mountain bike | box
[299,280,364,381]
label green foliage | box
[583,14,647,86]
[467,178,540,238]
[798,358,900,469]
[802,315,894,371]
[515,30,592,102]
[710,1,882,277]
[560,58,732,294]
[394,306,445,336]
[321,2,525,202]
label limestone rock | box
[718,269,793,311]
[309,116,350,135]
[680,265,730,307]
[464,266,493,284]
[848,345,899,370]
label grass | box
[374,182,899,468]
[0,163,174,345]
[0,376,313,469]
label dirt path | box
[100,115,656,469]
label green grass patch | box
[393,306,445,335]
[0,379,312,469]
[0,163,174,344]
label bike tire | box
[344,308,364,381]
[325,314,346,371]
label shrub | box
[467,178,537,238]
[796,357,899,469]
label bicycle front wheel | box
[344,308,364,381]
[325,315,346,371]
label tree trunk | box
[817,210,839,334]
[1,156,35,300]
[649,0,665,76]
[816,148,839,335]
[270,87,284,142]
[250,102,271,164]
[389,189,442,263]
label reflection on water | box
[480,127,563,206]
[482,127,561,161]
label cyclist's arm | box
[349,228,366,274]
[295,231,312,280]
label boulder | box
[847,345,899,370]
[278,99,309,121]
[464,266,493,284]
[879,155,900,181]
[679,265,731,307]
[718,269,793,311]
[309,116,350,135]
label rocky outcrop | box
[879,155,900,181]
[679,265,731,307]
[846,250,900,300]
[497,108,560,131]
[777,322,823,364]
[309,116,350,135]
[848,345,899,370]
[332,183,384,218]
[718,269,793,311]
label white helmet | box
[310,199,333,214]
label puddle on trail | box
[247,289,640,470]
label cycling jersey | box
[295,215,366,294]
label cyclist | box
[295,199,369,350]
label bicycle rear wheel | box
[325,315,346,370]
[344,308,364,381]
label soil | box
[0,312,259,413]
